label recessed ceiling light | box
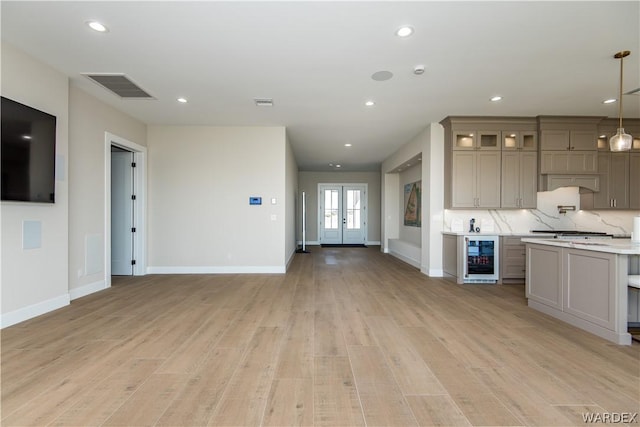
[603,98,617,104]
[396,26,414,37]
[22,135,32,140]
[365,100,375,107]
[177,97,188,103]
[490,96,503,102]
[599,134,607,138]
[344,143,352,147]
[335,164,342,168]
[86,21,108,32]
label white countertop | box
[521,238,640,255]
[442,231,548,237]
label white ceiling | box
[2,1,639,171]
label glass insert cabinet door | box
[318,184,367,245]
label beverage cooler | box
[463,235,499,283]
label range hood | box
[541,174,600,192]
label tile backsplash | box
[444,187,640,236]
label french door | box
[318,184,367,245]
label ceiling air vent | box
[254,98,274,107]
[83,73,154,99]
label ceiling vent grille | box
[254,98,274,107]
[83,73,154,99]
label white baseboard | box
[423,268,444,277]
[296,241,379,246]
[147,265,286,274]
[1,293,70,328]
[69,280,108,301]
[286,249,296,271]
[388,239,421,269]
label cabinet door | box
[476,151,501,208]
[567,151,597,173]
[453,131,476,150]
[477,131,500,150]
[526,244,562,310]
[563,249,616,330]
[519,152,538,208]
[630,153,640,209]
[451,151,477,207]
[609,153,629,208]
[570,130,597,150]
[593,153,611,208]
[521,132,538,151]
[541,151,597,174]
[501,152,520,208]
[541,130,570,150]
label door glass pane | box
[346,190,361,230]
[324,190,339,229]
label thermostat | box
[249,197,262,205]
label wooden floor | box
[2,246,639,426]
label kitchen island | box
[522,237,640,345]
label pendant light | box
[609,50,633,152]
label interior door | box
[111,149,134,275]
[319,184,366,245]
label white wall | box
[285,136,298,266]
[147,126,288,273]
[1,43,70,326]
[68,85,146,297]
[297,171,381,244]
[381,123,445,276]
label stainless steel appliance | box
[530,230,614,239]
[463,235,499,283]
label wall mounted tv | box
[1,96,57,203]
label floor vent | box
[83,74,154,99]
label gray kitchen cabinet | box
[592,152,629,209]
[539,150,597,174]
[631,153,640,209]
[526,244,563,310]
[502,131,537,151]
[539,117,599,175]
[501,236,526,282]
[540,130,597,151]
[452,151,501,208]
[453,130,500,150]
[501,151,537,208]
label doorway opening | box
[105,132,146,286]
[318,184,367,245]
[111,146,134,275]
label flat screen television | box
[1,96,57,203]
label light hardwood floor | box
[2,246,639,426]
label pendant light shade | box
[609,50,632,152]
[610,128,633,152]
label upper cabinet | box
[442,116,640,211]
[540,130,597,151]
[442,116,537,209]
[502,131,537,151]
[453,131,500,150]
[538,116,601,176]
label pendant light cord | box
[619,53,624,130]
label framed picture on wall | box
[404,180,421,227]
